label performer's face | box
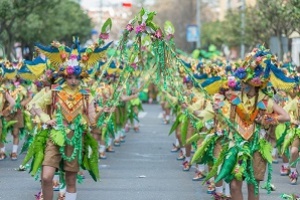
[66,75,80,88]
[186,82,193,89]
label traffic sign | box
[186,25,199,42]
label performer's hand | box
[103,107,110,112]
[21,101,27,107]
[193,110,201,116]
[255,114,263,124]
[110,106,116,112]
[181,103,188,109]
[212,102,221,112]
[46,119,56,126]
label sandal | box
[176,150,185,160]
[10,152,18,161]
[171,143,180,153]
[192,171,206,181]
[114,140,121,147]
[125,125,130,133]
[120,136,126,143]
[15,165,27,171]
[35,192,43,200]
[0,151,6,161]
[182,161,191,171]
[213,193,232,200]
[57,193,65,200]
[224,195,232,200]
[261,182,276,191]
[99,152,107,159]
[206,181,215,194]
[78,171,85,179]
[289,171,298,185]
[212,193,224,200]
[134,127,139,132]
[53,180,60,191]
[106,147,115,153]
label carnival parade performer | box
[21,37,112,200]
[0,78,17,160]
[209,46,292,200]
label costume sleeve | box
[0,93,4,111]
[88,97,97,126]
[197,103,215,122]
[164,91,178,104]
[283,98,298,122]
[27,89,52,123]
[19,86,28,99]
[187,98,203,113]
[266,98,274,113]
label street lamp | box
[240,0,245,58]
[196,0,201,48]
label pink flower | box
[141,46,147,51]
[14,81,20,87]
[60,52,67,59]
[135,23,146,34]
[255,56,263,63]
[154,29,163,39]
[250,77,262,86]
[166,34,174,40]
[66,66,74,75]
[69,54,77,60]
[126,24,134,32]
[81,53,88,61]
[99,33,109,40]
[228,79,236,88]
[45,69,52,78]
[131,63,137,69]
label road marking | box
[138,112,147,118]
[158,113,163,119]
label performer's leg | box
[280,154,290,176]
[11,127,20,160]
[65,171,77,200]
[230,179,243,200]
[289,137,299,184]
[41,166,56,200]
[247,181,260,200]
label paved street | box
[0,104,299,200]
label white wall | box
[292,38,300,66]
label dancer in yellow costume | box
[22,38,111,200]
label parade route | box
[0,104,299,200]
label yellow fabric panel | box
[283,98,298,121]
[197,103,215,122]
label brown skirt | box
[43,131,83,172]
[5,110,24,129]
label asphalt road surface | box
[0,104,298,200]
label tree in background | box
[256,0,300,60]
[152,0,217,52]
[200,0,299,59]
[221,7,272,51]
[200,20,224,49]
[0,0,93,60]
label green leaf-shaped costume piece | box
[50,129,65,147]
[82,133,100,181]
[101,18,112,34]
[22,129,49,177]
